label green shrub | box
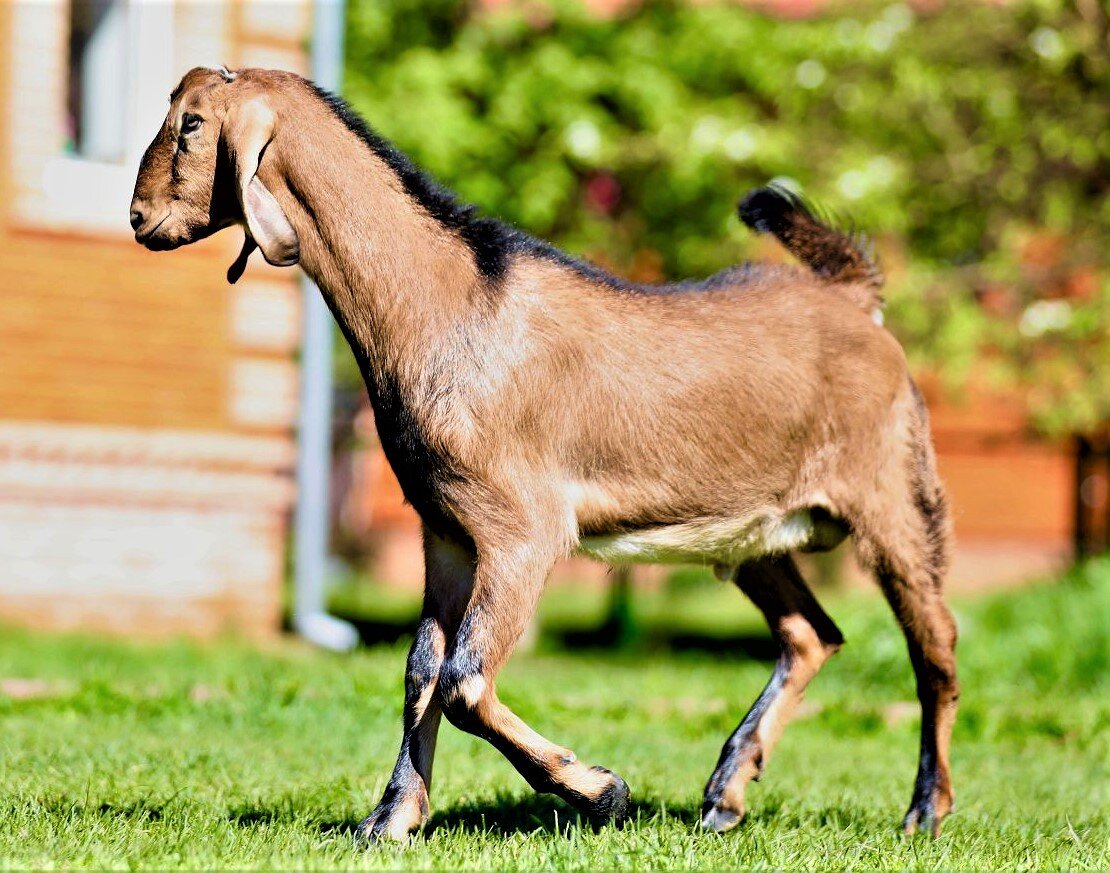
[343,0,1108,434]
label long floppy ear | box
[223,97,299,272]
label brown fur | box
[131,67,959,842]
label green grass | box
[2,561,1107,870]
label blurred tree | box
[342,0,1108,435]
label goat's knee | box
[919,661,959,711]
[779,613,841,678]
[403,617,446,714]
[436,655,487,728]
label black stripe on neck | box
[309,82,513,280]
[307,81,772,296]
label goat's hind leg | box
[863,511,958,836]
[878,567,958,838]
[701,554,843,833]
[857,402,959,838]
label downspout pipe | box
[292,0,359,651]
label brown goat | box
[131,67,959,843]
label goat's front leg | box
[357,531,473,843]
[702,555,843,832]
[437,542,631,823]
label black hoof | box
[354,813,386,845]
[585,767,631,823]
[903,792,952,838]
[355,810,411,845]
[355,793,428,845]
[700,802,743,834]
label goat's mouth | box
[134,212,174,248]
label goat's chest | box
[366,379,471,542]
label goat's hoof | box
[355,792,428,845]
[586,767,631,824]
[902,790,953,839]
[700,802,744,834]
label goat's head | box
[130,66,299,282]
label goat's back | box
[461,260,909,530]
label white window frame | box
[10,0,176,235]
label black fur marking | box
[703,556,843,828]
[534,766,630,820]
[739,184,864,248]
[511,236,770,296]
[738,183,882,289]
[404,617,443,700]
[582,768,631,823]
[314,300,472,544]
[737,184,809,235]
[360,358,472,545]
[437,612,486,722]
[309,83,513,280]
[704,647,789,809]
[308,83,773,294]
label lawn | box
[1,560,1107,870]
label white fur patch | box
[576,510,818,567]
[564,481,622,518]
[456,674,486,707]
[407,679,437,721]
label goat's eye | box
[181,113,203,135]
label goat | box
[131,67,959,843]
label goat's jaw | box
[135,216,191,251]
[137,218,226,253]
[138,233,184,252]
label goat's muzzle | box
[129,194,174,248]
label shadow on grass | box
[553,626,778,660]
[428,794,702,838]
[306,794,703,841]
[433,800,811,841]
[95,800,168,822]
[93,792,788,843]
[309,609,779,661]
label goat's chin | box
[140,234,185,252]
[140,223,217,252]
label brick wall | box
[0,0,311,637]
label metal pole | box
[292,0,358,651]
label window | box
[9,0,176,233]
[67,0,130,163]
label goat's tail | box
[738,184,884,315]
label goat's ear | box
[222,97,299,269]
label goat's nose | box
[129,208,145,231]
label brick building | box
[0,1,312,636]
[0,1,1086,644]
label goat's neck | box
[267,121,484,391]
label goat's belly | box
[576,509,843,567]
